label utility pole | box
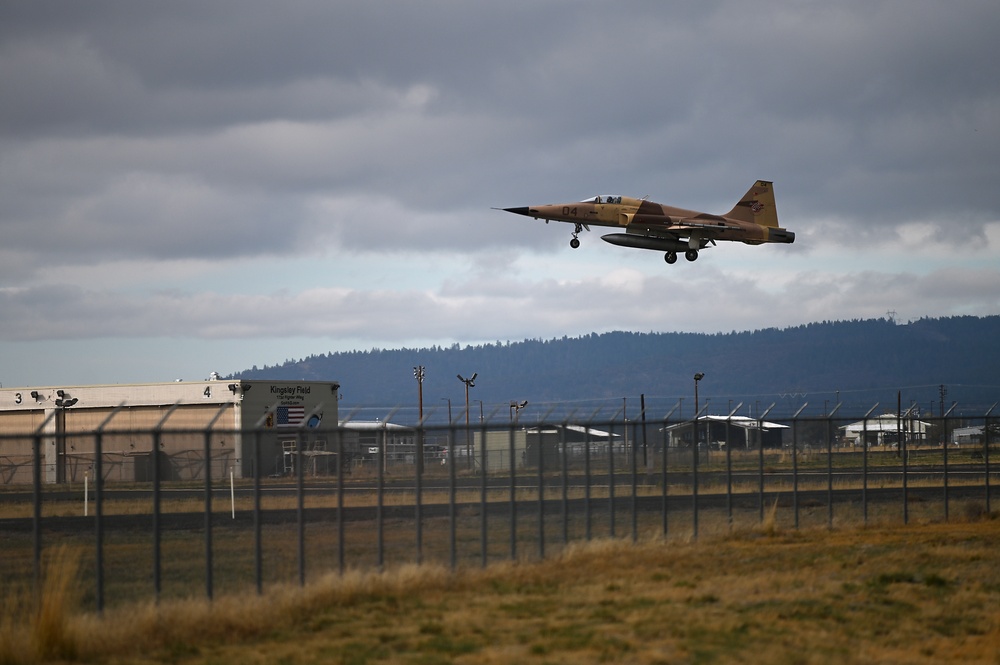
[413,366,425,475]
[413,366,425,421]
[457,373,477,470]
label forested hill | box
[232,316,1000,419]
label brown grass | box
[3,511,1000,664]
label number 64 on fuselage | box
[498,180,794,264]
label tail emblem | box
[750,201,764,213]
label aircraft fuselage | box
[501,181,794,264]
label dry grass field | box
[3,509,999,664]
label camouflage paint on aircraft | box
[500,180,794,264]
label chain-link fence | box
[1,405,996,611]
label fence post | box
[724,402,741,532]
[608,419,616,539]
[31,430,43,594]
[826,402,841,529]
[630,416,638,543]
[757,404,775,524]
[201,402,230,602]
[91,403,125,612]
[508,420,517,560]
[253,429,263,593]
[661,403,679,538]
[692,402,708,540]
[337,423,345,576]
[584,414,593,541]
[791,404,808,530]
[450,415,458,569]
[985,403,997,514]
[151,402,181,604]
[860,403,877,525]
[560,416,570,545]
[941,402,957,522]
[538,423,545,560]
[480,415,489,567]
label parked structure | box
[663,415,788,450]
[840,413,930,448]
[0,379,339,484]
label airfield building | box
[0,379,340,485]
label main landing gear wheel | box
[685,249,699,262]
[664,251,677,264]
[570,237,581,249]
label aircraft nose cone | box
[502,207,533,216]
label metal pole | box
[942,402,957,521]
[337,425,345,575]
[861,403,878,525]
[201,402,230,602]
[985,403,997,514]
[152,427,161,602]
[791,403,809,530]
[725,402,742,531]
[826,402,841,530]
[377,425,385,570]
[508,421,517,560]
[449,420,457,569]
[560,419,570,545]
[537,426,545,560]
[203,427,214,600]
[150,402,180,604]
[640,394,648,468]
[253,429,262,594]
[757,404,775,524]
[584,416,592,541]
[32,432,42,592]
[608,421,616,539]
[480,416,489,568]
[296,429,305,586]
[661,403,679,538]
[416,418,424,566]
[631,418,638,543]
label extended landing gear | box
[664,249,699,264]
[569,223,584,249]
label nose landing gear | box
[569,223,584,249]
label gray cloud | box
[1,0,999,386]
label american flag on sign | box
[277,405,305,427]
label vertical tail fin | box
[725,180,779,228]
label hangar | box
[840,413,930,448]
[664,415,788,450]
[0,379,340,485]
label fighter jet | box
[500,180,794,264]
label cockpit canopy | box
[580,195,623,204]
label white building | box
[840,413,930,448]
[0,380,340,484]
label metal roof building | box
[0,379,340,484]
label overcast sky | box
[2,0,999,389]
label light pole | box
[693,372,704,448]
[693,372,704,539]
[413,366,425,474]
[457,373,477,469]
[510,400,528,422]
[413,366,425,422]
